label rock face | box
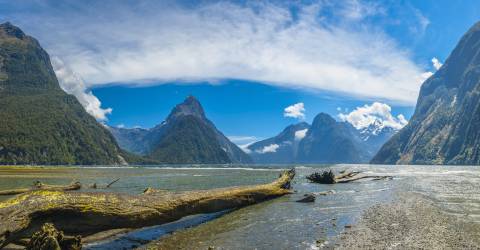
[0,22,128,165]
[372,21,480,165]
[110,96,252,164]
[247,122,309,164]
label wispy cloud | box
[284,103,306,120]
[228,135,259,153]
[227,135,259,145]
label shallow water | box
[0,164,479,249]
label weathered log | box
[0,181,81,196]
[89,178,120,189]
[0,169,295,248]
[335,175,393,183]
[307,170,392,184]
[106,178,120,188]
[335,171,360,180]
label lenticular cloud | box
[16,1,432,104]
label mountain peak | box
[312,113,336,127]
[0,22,26,40]
[0,22,60,92]
[167,96,206,121]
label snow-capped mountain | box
[245,114,400,164]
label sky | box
[1,0,480,145]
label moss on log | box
[0,181,81,196]
[0,169,295,248]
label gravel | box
[335,192,480,249]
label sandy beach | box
[335,192,480,249]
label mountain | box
[0,22,130,165]
[247,122,309,164]
[296,113,371,163]
[372,21,480,165]
[357,119,397,158]
[109,127,150,155]
[247,113,396,164]
[110,96,252,164]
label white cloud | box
[8,1,434,105]
[432,57,443,70]
[116,124,125,128]
[257,144,280,154]
[338,102,408,130]
[228,136,259,154]
[228,136,259,145]
[294,129,308,141]
[284,103,306,119]
[419,57,443,83]
[51,57,112,121]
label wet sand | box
[335,192,480,249]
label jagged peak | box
[312,113,336,127]
[167,95,206,121]
[0,22,26,40]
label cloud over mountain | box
[51,57,112,121]
[3,0,433,104]
[257,144,280,154]
[338,102,408,130]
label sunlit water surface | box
[0,165,479,249]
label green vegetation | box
[0,92,124,165]
[149,115,231,164]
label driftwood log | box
[307,170,392,184]
[0,181,81,196]
[89,178,120,189]
[0,169,295,248]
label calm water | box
[0,165,479,249]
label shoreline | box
[334,192,480,249]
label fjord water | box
[0,165,479,249]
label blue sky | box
[1,0,480,144]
